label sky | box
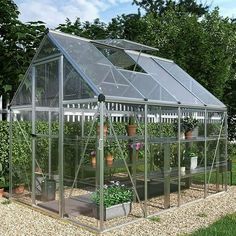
[14,0,236,28]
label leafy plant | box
[128,116,136,125]
[0,162,6,188]
[91,181,133,208]
[104,140,116,156]
[182,116,199,133]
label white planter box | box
[93,202,132,220]
[190,156,198,170]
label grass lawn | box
[189,213,236,236]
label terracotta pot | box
[185,131,192,139]
[106,154,114,167]
[0,188,4,197]
[127,125,137,136]
[97,125,108,137]
[91,156,96,168]
[14,184,25,194]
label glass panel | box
[95,45,145,72]
[50,32,144,99]
[36,36,60,60]
[127,51,204,105]
[146,105,179,216]
[180,108,205,204]
[11,68,32,106]
[156,58,225,107]
[11,110,32,204]
[63,58,95,100]
[119,70,176,102]
[94,39,157,51]
[35,60,59,107]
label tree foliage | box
[0,0,45,104]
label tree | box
[56,18,108,39]
[0,0,45,111]
[132,0,209,17]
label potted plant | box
[96,115,109,137]
[129,142,144,160]
[90,151,96,168]
[127,115,137,136]
[184,150,198,170]
[173,120,185,139]
[182,116,199,139]
[0,177,5,197]
[104,140,115,167]
[91,181,133,220]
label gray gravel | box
[1,186,236,236]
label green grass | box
[148,216,161,222]
[1,199,11,205]
[190,213,236,236]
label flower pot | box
[14,184,25,194]
[0,188,4,197]
[93,202,132,220]
[185,131,192,139]
[127,125,137,136]
[97,125,108,137]
[190,156,198,170]
[91,156,96,168]
[106,154,114,167]
[180,166,186,176]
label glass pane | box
[156,58,225,107]
[36,36,60,60]
[95,45,145,72]
[35,60,59,107]
[50,32,144,99]
[63,58,95,100]
[119,70,176,102]
[127,51,204,106]
[11,110,32,204]
[11,68,32,106]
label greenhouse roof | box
[11,30,226,109]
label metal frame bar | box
[32,66,36,204]
[177,107,181,206]
[204,109,207,198]
[58,55,64,217]
[9,109,13,198]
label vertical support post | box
[58,55,64,217]
[177,107,181,207]
[48,111,52,179]
[144,104,148,217]
[204,109,207,198]
[32,66,36,205]
[224,112,228,191]
[216,144,220,192]
[164,144,170,209]
[9,109,13,198]
[75,135,79,188]
[99,101,104,231]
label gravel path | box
[1,186,236,236]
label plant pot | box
[91,156,96,168]
[190,156,198,170]
[0,188,4,197]
[106,154,114,167]
[127,125,137,136]
[97,125,108,137]
[180,166,186,175]
[185,131,192,139]
[14,184,25,194]
[93,202,132,220]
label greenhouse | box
[9,30,228,233]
